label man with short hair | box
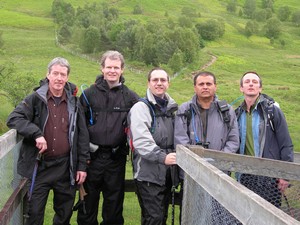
[7,57,90,225]
[77,50,139,225]
[236,71,294,207]
[175,71,239,151]
[127,68,178,225]
[174,71,239,224]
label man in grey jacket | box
[174,71,239,224]
[127,68,178,225]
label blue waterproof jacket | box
[236,94,293,162]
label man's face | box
[46,64,69,95]
[240,73,262,97]
[101,58,124,84]
[148,70,169,98]
[194,75,216,100]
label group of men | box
[6,50,294,225]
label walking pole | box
[73,184,88,214]
[24,153,42,220]
[171,165,177,225]
[28,153,42,201]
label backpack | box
[177,100,231,129]
[176,100,231,147]
[126,98,176,152]
[235,94,276,132]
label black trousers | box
[25,157,76,225]
[135,171,172,225]
[77,151,126,225]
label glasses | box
[150,78,168,83]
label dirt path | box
[191,53,217,76]
[200,54,217,70]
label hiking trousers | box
[25,156,76,225]
[135,178,172,225]
[77,150,126,225]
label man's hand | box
[76,171,87,185]
[278,178,289,193]
[165,152,176,165]
[35,136,47,154]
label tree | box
[178,16,193,28]
[243,0,256,18]
[261,0,274,12]
[254,9,267,22]
[58,23,72,44]
[81,26,100,53]
[133,4,143,14]
[227,0,237,13]
[51,0,75,26]
[168,49,184,73]
[168,27,199,63]
[277,6,291,22]
[245,20,259,37]
[264,17,281,39]
[0,63,36,107]
[196,19,225,41]
[292,11,300,27]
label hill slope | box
[0,0,299,150]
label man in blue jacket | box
[7,57,90,225]
[236,71,294,207]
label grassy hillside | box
[0,0,299,147]
[0,0,299,224]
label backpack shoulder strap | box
[217,100,230,124]
[265,102,275,132]
[122,85,135,110]
[176,104,193,127]
[139,98,156,134]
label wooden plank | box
[0,130,22,160]
[0,178,28,225]
[188,145,300,181]
[176,144,300,225]
[295,152,300,164]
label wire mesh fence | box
[0,138,24,225]
[177,145,300,225]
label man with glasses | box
[127,68,178,225]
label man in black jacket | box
[77,50,139,225]
[7,57,90,225]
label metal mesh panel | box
[181,171,300,224]
[239,174,300,221]
[0,141,23,225]
[182,175,241,225]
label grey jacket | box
[174,95,239,153]
[127,88,178,186]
